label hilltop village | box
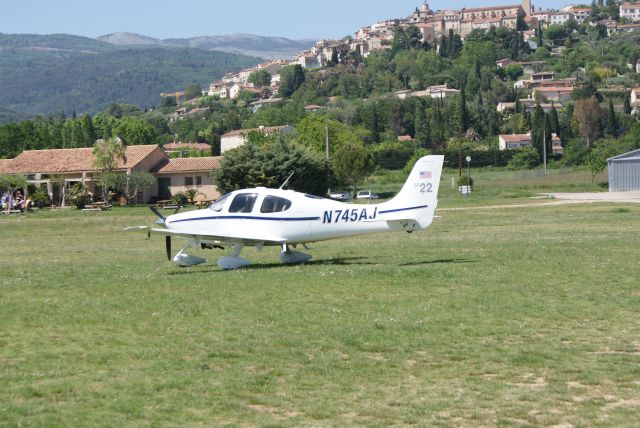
[2,0,640,205]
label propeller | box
[165,236,172,260]
[150,206,166,225]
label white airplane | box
[126,155,444,269]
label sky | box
[2,0,561,41]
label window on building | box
[196,176,202,185]
[185,177,193,186]
[260,196,292,213]
[228,193,258,213]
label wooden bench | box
[2,209,22,215]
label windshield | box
[208,194,230,212]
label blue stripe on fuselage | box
[168,215,320,224]
[378,205,428,214]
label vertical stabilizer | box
[384,155,444,229]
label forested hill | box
[0,33,261,121]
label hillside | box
[0,34,261,119]
[99,32,316,59]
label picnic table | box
[82,202,112,211]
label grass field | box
[1,185,639,426]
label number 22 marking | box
[419,183,433,193]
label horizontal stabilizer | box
[123,226,150,233]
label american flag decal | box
[419,170,432,179]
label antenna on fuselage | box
[279,171,295,190]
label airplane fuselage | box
[164,188,424,245]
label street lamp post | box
[466,155,471,183]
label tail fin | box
[384,155,444,229]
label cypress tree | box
[549,102,559,134]
[624,93,632,114]
[459,87,470,136]
[414,104,432,149]
[606,99,619,137]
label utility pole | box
[325,124,330,195]
[542,114,549,175]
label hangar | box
[608,148,640,192]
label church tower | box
[521,0,532,16]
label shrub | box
[171,192,189,206]
[30,189,49,208]
[67,183,91,209]
[457,175,474,187]
[370,141,415,170]
[562,139,590,166]
[507,147,540,170]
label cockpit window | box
[208,193,230,212]
[228,193,258,213]
[260,196,292,213]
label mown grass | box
[1,198,639,426]
[364,166,609,208]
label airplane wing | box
[149,227,285,246]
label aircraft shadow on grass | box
[399,258,476,266]
[166,256,475,275]
[166,256,373,275]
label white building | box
[621,3,640,22]
[220,125,293,153]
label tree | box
[279,65,305,97]
[0,175,27,196]
[447,137,470,177]
[516,10,528,31]
[459,87,470,136]
[183,84,203,100]
[212,137,329,196]
[586,149,606,183]
[504,64,524,81]
[414,104,431,148]
[333,140,374,198]
[624,93,632,115]
[113,117,158,146]
[247,69,272,87]
[93,137,126,201]
[106,172,155,204]
[605,99,619,138]
[532,103,546,156]
[574,96,603,147]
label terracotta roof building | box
[0,144,223,205]
[153,157,223,201]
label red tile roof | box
[163,142,212,151]
[500,133,532,142]
[153,157,222,174]
[0,159,12,174]
[1,145,161,174]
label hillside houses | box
[499,132,563,153]
[220,125,292,154]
